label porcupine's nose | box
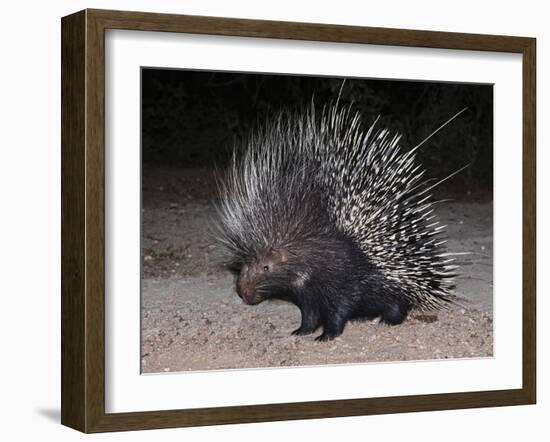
[237,266,256,304]
[237,283,255,305]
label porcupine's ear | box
[277,249,289,263]
[265,248,290,266]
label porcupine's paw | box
[314,330,343,342]
[314,319,346,341]
[291,326,315,336]
[314,333,334,342]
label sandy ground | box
[141,166,493,373]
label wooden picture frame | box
[61,8,536,433]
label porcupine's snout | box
[236,264,263,305]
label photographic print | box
[61,9,535,432]
[140,70,494,373]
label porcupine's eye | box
[263,265,269,272]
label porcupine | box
[215,100,466,341]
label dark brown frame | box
[61,8,536,433]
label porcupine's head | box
[233,248,294,305]
[215,110,334,305]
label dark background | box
[141,69,493,193]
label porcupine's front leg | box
[292,304,321,336]
[315,311,349,342]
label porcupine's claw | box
[315,332,339,342]
[291,326,314,336]
[315,316,347,341]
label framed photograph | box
[61,9,536,433]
